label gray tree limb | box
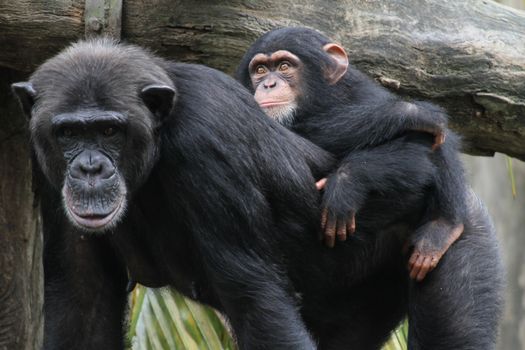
[1,0,524,158]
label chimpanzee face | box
[248,50,303,126]
[238,28,349,127]
[48,108,129,231]
[12,40,176,233]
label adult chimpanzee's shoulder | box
[168,63,250,98]
[162,63,283,140]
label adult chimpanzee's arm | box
[41,189,128,350]
[320,135,436,247]
[195,236,316,350]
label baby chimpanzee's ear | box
[322,43,349,85]
[11,82,37,119]
[140,84,177,120]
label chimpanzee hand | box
[432,130,446,150]
[419,127,446,151]
[406,102,448,151]
[316,171,365,248]
[408,219,464,281]
[410,117,446,150]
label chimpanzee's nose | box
[263,80,277,89]
[70,151,115,181]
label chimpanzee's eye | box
[58,127,77,138]
[256,65,267,75]
[103,127,116,136]
[279,62,291,71]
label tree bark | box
[0,68,43,350]
[0,0,524,158]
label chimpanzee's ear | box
[140,84,176,119]
[11,82,37,119]
[322,43,349,85]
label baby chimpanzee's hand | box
[316,171,364,248]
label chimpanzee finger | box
[347,221,354,237]
[416,257,432,281]
[410,254,426,280]
[321,208,328,231]
[408,252,419,269]
[316,178,327,191]
[429,255,439,269]
[409,263,419,280]
[348,213,356,234]
[432,131,446,151]
[414,254,427,279]
[409,266,419,280]
[336,219,347,241]
[325,215,336,248]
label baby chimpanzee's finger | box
[316,178,327,190]
[348,213,356,234]
[416,257,433,281]
[337,219,347,241]
[410,254,426,280]
[321,208,328,230]
[324,215,336,248]
[432,131,446,151]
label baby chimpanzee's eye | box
[256,65,267,75]
[279,62,291,71]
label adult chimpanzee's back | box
[12,39,503,350]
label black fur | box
[13,39,503,350]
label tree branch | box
[0,0,524,158]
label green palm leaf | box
[382,319,408,349]
[128,286,407,349]
[128,286,235,350]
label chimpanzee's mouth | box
[63,183,126,231]
[259,100,291,108]
[67,204,122,230]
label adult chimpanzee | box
[236,27,466,280]
[13,39,502,350]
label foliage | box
[128,286,235,350]
[128,286,408,349]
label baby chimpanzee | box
[236,27,465,280]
